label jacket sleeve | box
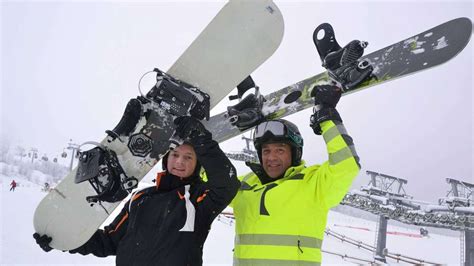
[69,202,129,257]
[192,138,240,220]
[313,120,361,209]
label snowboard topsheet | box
[33,0,284,251]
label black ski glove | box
[33,233,53,252]
[174,116,212,146]
[68,245,86,255]
[310,84,342,135]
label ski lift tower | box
[439,178,474,266]
[241,135,255,155]
[66,139,80,170]
[363,170,409,198]
[29,148,38,163]
[225,132,258,163]
[363,170,411,263]
[343,171,474,263]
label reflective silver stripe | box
[240,173,256,190]
[242,173,253,183]
[329,145,358,165]
[236,234,322,249]
[349,145,358,158]
[234,258,321,266]
[341,134,355,146]
[322,123,348,144]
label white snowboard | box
[33,0,284,251]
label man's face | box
[261,142,292,179]
[167,144,197,178]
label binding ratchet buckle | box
[75,142,138,205]
[146,68,211,120]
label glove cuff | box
[310,107,342,135]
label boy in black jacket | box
[34,116,240,266]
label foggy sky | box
[1,0,472,202]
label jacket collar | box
[155,171,196,192]
[246,161,306,185]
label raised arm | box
[174,116,240,216]
[310,85,361,209]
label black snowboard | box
[204,17,472,142]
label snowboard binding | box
[106,98,144,143]
[106,68,212,154]
[313,23,374,90]
[105,96,157,158]
[146,68,211,121]
[75,142,138,207]
[226,76,266,131]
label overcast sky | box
[2,0,472,202]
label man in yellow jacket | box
[231,84,360,265]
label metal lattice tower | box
[225,132,258,163]
[439,178,473,207]
[441,178,474,265]
[374,215,388,262]
[364,170,408,197]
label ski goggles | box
[253,120,303,147]
[254,120,286,139]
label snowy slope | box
[0,173,461,265]
[1,174,115,265]
[323,211,460,264]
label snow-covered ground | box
[0,172,463,265]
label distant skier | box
[43,182,50,192]
[10,180,17,192]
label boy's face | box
[167,144,197,178]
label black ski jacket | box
[70,139,239,266]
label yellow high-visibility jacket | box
[231,120,360,265]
